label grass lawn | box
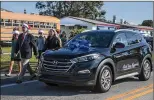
[2,47,11,53]
[1,47,37,71]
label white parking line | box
[1,80,38,88]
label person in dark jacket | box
[44,29,62,51]
[15,23,38,84]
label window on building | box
[40,22,45,28]
[28,21,34,28]
[34,22,39,28]
[97,26,105,30]
[0,19,4,26]
[28,21,33,24]
[69,26,74,29]
[108,27,116,30]
[53,23,57,29]
[13,20,20,26]
[5,19,12,26]
[46,25,52,28]
[20,20,27,26]
[83,26,87,29]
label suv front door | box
[111,32,130,77]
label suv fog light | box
[78,69,90,74]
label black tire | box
[45,82,58,86]
[138,59,151,81]
[94,65,112,93]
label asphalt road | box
[1,72,153,100]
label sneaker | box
[16,79,22,84]
[5,74,11,77]
[30,74,37,80]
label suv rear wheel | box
[138,59,151,81]
[94,65,112,93]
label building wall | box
[60,17,95,40]
[61,17,95,29]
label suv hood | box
[43,47,109,59]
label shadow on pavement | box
[1,77,141,96]
[1,75,33,86]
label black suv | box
[38,29,153,93]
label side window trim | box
[112,32,128,47]
[125,32,141,47]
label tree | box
[36,1,105,20]
[72,28,86,35]
[141,20,153,27]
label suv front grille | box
[42,59,73,72]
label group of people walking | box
[5,23,67,84]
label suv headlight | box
[71,53,100,63]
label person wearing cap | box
[37,29,45,59]
[15,23,38,83]
[44,29,62,51]
[5,30,22,77]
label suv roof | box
[83,30,115,33]
[82,29,139,34]
[115,29,138,33]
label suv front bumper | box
[38,60,101,86]
[38,73,96,86]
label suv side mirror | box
[114,42,125,48]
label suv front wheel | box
[94,65,112,93]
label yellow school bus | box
[1,11,60,41]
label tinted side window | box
[125,32,139,45]
[136,34,142,43]
[113,33,128,46]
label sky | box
[1,1,153,25]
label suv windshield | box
[66,31,115,48]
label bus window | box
[5,19,12,26]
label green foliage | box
[141,20,153,27]
[72,28,86,35]
[36,1,105,20]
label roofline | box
[68,16,96,24]
[62,16,153,30]
[1,11,60,23]
[1,11,59,19]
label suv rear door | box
[125,32,143,72]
